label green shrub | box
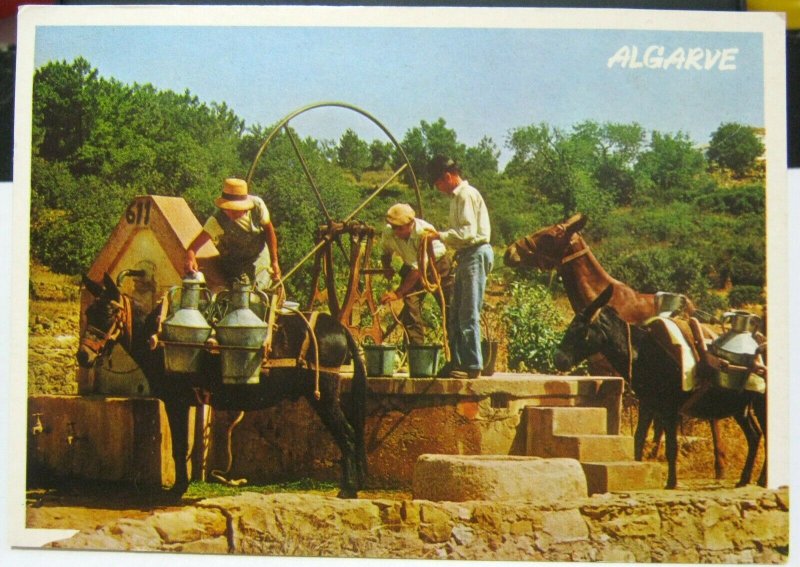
[728,285,764,308]
[693,184,765,215]
[502,281,567,373]
[694,291,728,320]
[603,247,711,300]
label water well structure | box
[27,103,652,495]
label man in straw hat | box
[379,203,454,347]
[185,178,281,288]
[426,155,493,379]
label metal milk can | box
[709,310,762,390]
[161,272,213,373]
[214,277,270,384]
[655,291,687,317]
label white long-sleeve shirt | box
[439,180,491,251]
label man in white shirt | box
[379,203,453,346]
[185,178,281,289]
[427,155,493,379]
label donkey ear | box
[82,275,104,298]
[586,284,614,322]
[102,272,121,301]
[564,213,588,234]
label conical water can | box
[215,277,269,384]
[710,310,762,390]
[161,272,213,373]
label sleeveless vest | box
[214,204,267,281]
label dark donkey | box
[77,273,367,498]
[503,212,728,479]
[554,285,766,489]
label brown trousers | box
[399,255,454,345]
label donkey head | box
[504,213,588,270]
[553,284,618,372]
[77,273,130,368]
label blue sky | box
[33,24,764,167]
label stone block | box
[412,454,587,503]
[536,434,634,462]
[27,395,183,487]
[581,461,663,494]
[527,406,608,436]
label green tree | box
[336,128,370,177]
[31,58,249,274]
[463,136,500,183]
[368,140,393,171]
[32,57,100,165]
[634,131,706,201]
[706,122,765,178]
[395,118,465,186]
[505,123,580,215]
[579,121,646,206]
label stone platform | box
[207,373,625,488]
[28,374,627,490]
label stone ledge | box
[346,373,623,397]
[49,486,790,562]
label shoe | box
[449,369,481,379]
[436,361,455,378]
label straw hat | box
[386,203,415,227]
[214,178,254,211]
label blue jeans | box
[447,243,493,371]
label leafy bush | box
[502,281,567,373]
[693,184,765,215]
[728,285,764,308]
[30,177,136,274]
[605,247,710,299]
[694,291,728,320]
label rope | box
[280,305,322,400]
[384,299,409,366]
[417,232,450,360]
[210,410,248,487]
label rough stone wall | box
[205,376,621,488]
[51,486,789,563]
[206,393,530,487]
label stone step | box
[581,461,664,495]
[525,406,609,438]
[531,434,634,462]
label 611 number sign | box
[126,199,152,225]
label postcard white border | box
[8,4,790,558]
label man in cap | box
[379,203,454,346]
[185,178,281,288]
[426,155,493,379]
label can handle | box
[252,288,271,321]
[166,286,182,317]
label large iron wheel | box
[245,101,422,340]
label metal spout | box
[66,422,78,446]
[31,413,44,436]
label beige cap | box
[214,178,254,211]
[386,203,415,227]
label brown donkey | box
[504,213,727,479]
